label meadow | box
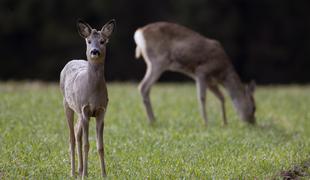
[0,82,310,179]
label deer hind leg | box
[138,63,164,123]
[75,118,83,176]
[64,100,75,177]
[196,76,208,126]
[96,109,107,177]
[209,83,227,126]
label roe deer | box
[134,22,256,126]
[60,19,115,178]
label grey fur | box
[60,19,115,178]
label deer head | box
[77,19,115,63]
[237,81,256,124]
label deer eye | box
[87,40,91,44]
[100,39,109,45]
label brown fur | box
[134,22,256,126]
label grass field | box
[0,82,310,179]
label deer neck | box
[222,67,245,104]
[87,58,106,85]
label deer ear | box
[248,80,256,93]
[101,19,115,37]
[77,19,92,38]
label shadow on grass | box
[147,117,293,136]
[144,117,209,133]
[246,117,298,140]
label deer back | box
[137,22,232,77]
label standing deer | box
[134,22,256,126]
[60,19,115,178]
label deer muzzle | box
[90,49,101,58]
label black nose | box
[90,49,100,56]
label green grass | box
[0,82,310,179]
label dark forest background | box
[0,0,310,84]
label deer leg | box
[209,84,227,126]
[196,76,208,126]
[75,118,83,176]
[138,64,163,123]
[96,110,107,177]
[64,100,75,177]
[81,106,90,178]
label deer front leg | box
[138,64,163,124]
[64,100,76,177]
[96,109,107,177]
[209,84,227,126]
[81,106,90,178]
[75,119,83,176]
[196,76,208,126]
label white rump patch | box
[134,29,146,59]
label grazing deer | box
[60,19,115,178]
[134,22,256,126]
